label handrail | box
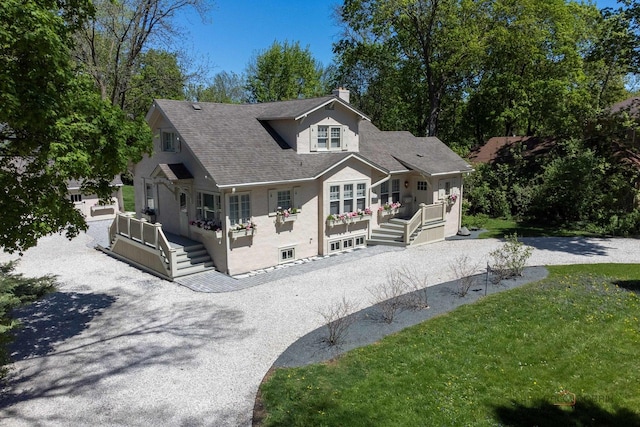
[404,206,424,244]
[403,203,446,244]
[110,213,176,275]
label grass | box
[122,185,135,212]
[463,215,603,239]
[258,264,640,426]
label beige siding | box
[225,183,319,275]
[296,105,360,154]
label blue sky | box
[177,0,623,79]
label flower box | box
[276,213,297,224]
[229,228,256,239]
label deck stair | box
[368,218,420,247]
[172,242,216,277]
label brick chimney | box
[332,87,350,104]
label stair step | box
[174,262,216,277]
[177,255,212,266]
[367,239,407,247]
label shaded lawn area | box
[257,265,640,426]
[465,217,603,239]
[122,185,134,212]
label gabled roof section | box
[150,98,471,188]
[358,121,472,176]
[256,95,370,121]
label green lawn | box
[463,215,603,239]
[122,184,135,212]
[258,264,640,426]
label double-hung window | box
[356,183,366,210]
[277,190,291,210]
[196,192,221,221]
[229,194,251,226]
[329,182,367,213]
[329,185,340,215]
[391,178,400,203]
[315,125,343,151]
[162,131,178,152]
[380,181,389,204]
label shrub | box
[318,296,357,346]
[489,233,533,281]
[449,255,482,297]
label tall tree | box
[0,0,151,253]
[186,71,248,104]
[246,40,324,102]
[335,0,489,137]
[126,49,186,117]
[73,0,211,114]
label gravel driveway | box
[0,227,637,426]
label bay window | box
[229,193,251,226]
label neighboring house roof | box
[468,136,556,164]
[609,96,640,117]
[151,97,471,188]
[67,176,123,191]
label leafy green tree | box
[126,49,186,118]
[186,71,248,103]
[0,0,151,253]
[335,0,489,137]
[246,40,324,102]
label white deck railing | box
[403,203,446,244]
[108,213,177,276]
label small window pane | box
[357,183,366,197]
[318,126,328,149]
[277,190,291,210]
[330,185,340,200]
[343,184,353,198]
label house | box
[68,176,124,222]
[105,89,473,279]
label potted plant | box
[141,207,156,222]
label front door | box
[415,180,431,206]
[179,191,189,236]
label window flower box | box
[275,207,299,224]
[327,208,372,227]
[189,219,222,239]
[229,221,257,239]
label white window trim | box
[228,192,252,226]
[268,187,301,216]
[161,131,179,153]
[328,181,368,215]
[328,234,367,254]
[279,246,296,264]
[438,178,459,200]
[196,191,222,221]
[310,124,349,152]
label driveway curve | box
[0,229,637,426]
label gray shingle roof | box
[153,98,470,187]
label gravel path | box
[0,229,637,426]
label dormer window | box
[310,125,348,152]
[162,131,178,152]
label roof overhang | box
[216,153,388,190]
[151,163,194,181]
[294,98,369,121]
[393,156,474,177]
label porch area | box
[99,213,215,281]
[368,202,447,247]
